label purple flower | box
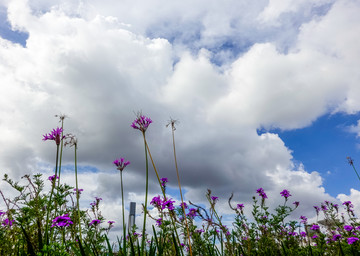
[160,177,168,187]
[300,231,307,237]
[348,237,359,245]
[150,195,162,208]
[180,202,188,209]
[73,188,84,195]
[300,215,307,224]
[237,204,244,210]
[51,214,73,228]
[332,234,342,241]
[321,204,328,211]
[2,218,15,227]
[314,206,320,215]
[108,221,115,225]
[43,127,64,145]
[156,218,162,226]
[113,158,130,171]
[256,188,268,199]
[162,199,175,211]
[312,235,318,239]
[343,201,353,208]
[293,201,300,207]
[131,114,152,133]
[310,224,320,231]
[89,219,101,226]
[288,232,298,237]
[90,197,102,208]
[344,225,354,232]
[211,196,218,202]
[280,189,291,199]
[48,175,59,182]
[187,208,197,218]
[0,211,6,217]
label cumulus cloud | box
[0,0,360,237]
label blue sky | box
[1,0,360,236]
[269,113,360,197]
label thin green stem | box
[141,132,149,256]
[145,139,184,256]
[171,125,192,256]
[120,170,126,255]
[44,144,59,246]
[57,119,64,187]
[351,164,360,183]
[74,144,82,244]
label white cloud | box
[0,0,359,242]
[347,120,360,137]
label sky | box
[1,0,360,239]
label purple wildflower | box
[314,206,320,215]
[332,234,341,241]
[256,188,268,199]
[162,199,175,211]
[180,202,188,209]
[312,235,318,239]
[108,221,115,225]
[0,211,6,217]
[310,224,320,231]
[73,188,83,195]
[51,214,73,228]
[280,189,291,199]
[160,177,168,187]
[321,204,328,211]
[288,231,298,237]
[293,201,300,207]
[211,196,218,202]
[300,215,308,224]
[300,231,307,237]
[150,195,162,208]
[113,158,130,171]
[2,218,15,227]
[348,237,359,245]
[237,204,244,210]
[131,114,152,133]
[344,225,354,232]
[48,175,59,182]
[156,218,162,226]
[343,201,353,207]
[187,208,197,218]
[43,127,64,145]
[89,219,101,226]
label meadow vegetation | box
[1,114,360,255]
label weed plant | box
[1,114,360,255]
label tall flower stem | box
[120,170,126,255]
[113,157,130,254]
[141,132,149,256]
[145,139,184,256]
[57,118,65,187]
[44,144,59,245]
[169,120,192,256]
[74,142,83,244]
[348,157,360,184]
